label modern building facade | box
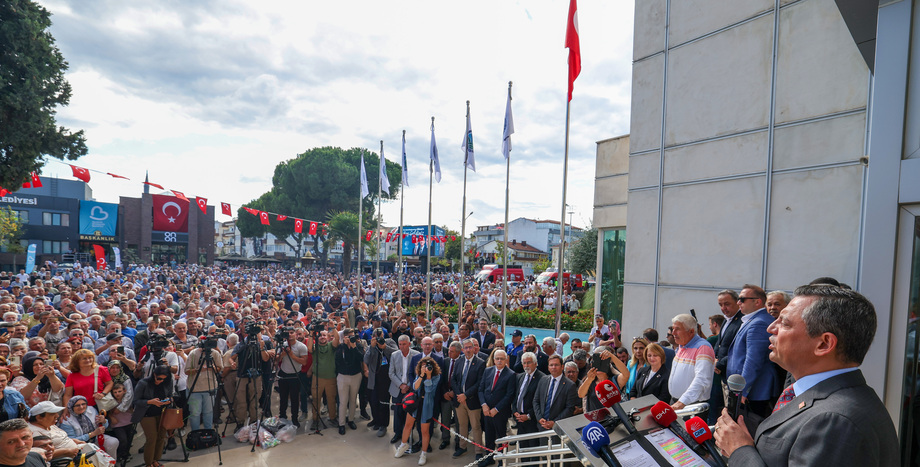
[607,0,920,456]
[473,217,583,257]
[593,136,629,323]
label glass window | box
[599,229,626,322]
[61,213,69,226]
[43,240,51,253]
[14,210,28,224]
[900,217,920,461]
[43,212,52,225]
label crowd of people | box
[0,262,900,467]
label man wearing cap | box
[506,330,524,369]
[27,402,83,461]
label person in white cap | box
[27,401,84,461]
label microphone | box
[726,374,746,420]
[584,407,623,431]
[685,416,728,467]
[649,401,700,451]
[594,379,638,434]
[581,421,622,467]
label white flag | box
[113,247,122,269]
[430,120,442,183]
[401,132,409,187]
[360,152,369,198]
[462,108,476,172]
[380,144,390,193]
[503,90,515,160]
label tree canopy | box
[567,227,597,275]
[0,0,87,189]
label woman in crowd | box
[625,338,649,396]
[394,356,441,465]
[132,366,172,467]
[54,341,73,380]
[12,353,64,406]
[63,348,113,410]
[58,395,118,457]
[630,343,671,402]
[577,347,630,412]
[0,369,27,422]
[106,382,134,467]
[106,361,133,410]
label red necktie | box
[492,369,501,390]
[773,385,796,413]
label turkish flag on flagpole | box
[566,0,581,102]
[70,165,91,183]
[93,245,107,271]
[294,219,303,233]
[196,197,208,214]
[221,203,232,216]
[259,211,270,225]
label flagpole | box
[427,117,435,320]
[460,102,470,326]
[376,140,383,309]
[358,154,364,280]
[398,130,405,307]
[555,102,571,338]
[502,82,512,337]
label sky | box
[35,0,634,239]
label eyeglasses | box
[737,296,756,302]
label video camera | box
[275,326,295,344]
[307,317,329,333]
[147,333,171,353]
[244,321,263,337]
[198,335,221,351]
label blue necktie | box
[518,374,530,413]
[544,378,556,420]
[461,359,470,392]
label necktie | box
[518,374,530,412]
[544,377,557,420]
[773,385,796,413]
[449,358,456,380]
[492,369,501,390]
[461,359,470,392]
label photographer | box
[185,339,223,431]
[229,321,274,431]
[135,329,179,380]
[334,328,363,435]
[275,325,307,426]
[304,329,336,431]
[394,356,441,465]
[364,329,396,437]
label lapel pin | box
[798,401,806,409]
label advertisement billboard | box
[400,225,445,257]
[79,200,118,239]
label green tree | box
[442,226,461,264]
[0,207,25,253]
[533,256,553,275]
[0,0,87,189]
[568,227,598,275]
[325,210,374,274]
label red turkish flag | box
[322,223,328,236]
[171,190,188,202]
[566,0,581,102]
[309,222,317,235]
[221,203,232,216]
[22,181,30,189]
[93,245,107,271]
[196,197,208,214]
[365,230,373,241]
[70,165,91,183]
[451,235,456,241]
[411,235,417,244]
[243,207,259,216]
[107,173,129,180]
[386,232,392,242]
[441,236,447,243]
[294,219,303,233]
[0,188,8,197]
[402,234,407,239]
[260,211,270,225]
[30,172,42,188]
[152,194,189,232]
[144,181,164,190]
[277,215,287,221]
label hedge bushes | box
[405,304,594,333]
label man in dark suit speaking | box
[533,354,577,430]
[714,285,899,466]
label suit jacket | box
[471,331,496,351]
[532,374,577,422]
[513,350,549,375]
[478,366,517,418]
[388,348,420,399]
[714,312,743,375]
[725,308,776,401]
[631,364,671,403]
[450,355,486,409]
[513,370,545,432]
[730,370,899,466]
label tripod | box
[227,333,274,452]
[186,344,229,465]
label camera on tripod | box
[306,317,329,333]
[245,321,263,337]
[275,326,295,344]
[198,336,221,351]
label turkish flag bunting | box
[277,215,287,221]
[294,219,303,233]
[243,207,259,216]
[309,222,317,235]
[22,182,30,189]
[93,245,107,271]
[172,190,188,202]
[260,211,270,225]
[365,230,373,241]
[0,188,8,197]
[475,252,481,258]
[441,236,447,242]
[107,173,130,180]
[322,223,327,236]
[152,194,189,232]
[221,203,232,216]
[70,165,91,183]
[451,235,456,241]
[196,197,208,214]
[411,235,417,244]
[144,181,164,190]
[386,232,392,242]
[30,172,42,188]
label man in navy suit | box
[470,318,496,352]
[533,354,577,430]
[478,350,516,466]
[709,289,743,424]
[726,284,777,418]
[450,338,485,460]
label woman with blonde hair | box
[63,348,113,410]
[625,338,649,396]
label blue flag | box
[430,120,442,182]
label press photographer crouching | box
[335,327,364,435]
[275,324,308,427]
[185,335,224,431]
[229,319,274,431]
